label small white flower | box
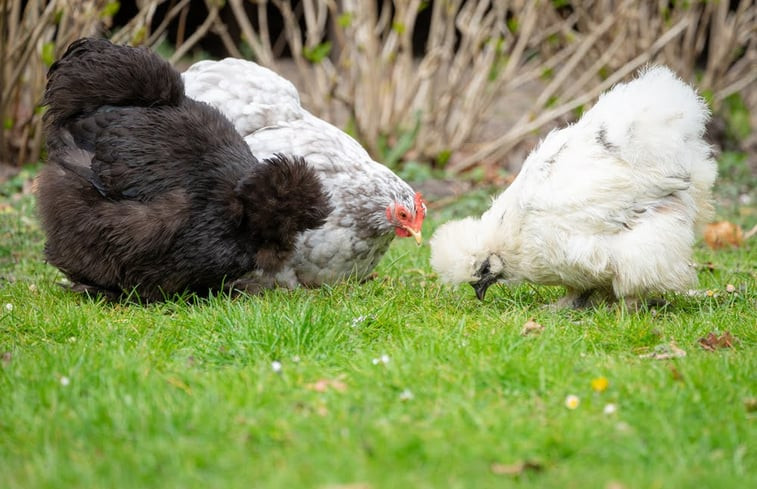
[725,284,736,293]
[372,354,390,366]
[564,394,580,410]
[603,403,617,415]
[291,355,301,363]
[4,303,12,312]
[271,361,282,373]
[351,315,375,328]
[60,376,70,386]
[351,315,367,327]
[67,336,77,343]
[28,284,38,292]
[399,389,414,401]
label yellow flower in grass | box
[591,376,609,393]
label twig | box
[450,16,691,172]
[169,0,219,64]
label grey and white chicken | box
[182,58,426,288]
[430,66,717,308]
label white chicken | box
[182,58,426,288]
[430,66,717,308]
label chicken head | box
[429,216,509,300]
[386,192,426,245]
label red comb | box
[413,192,427,226]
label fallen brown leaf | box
[669,365,685,382]
[1,351,11,367]
[491,460,544,476]
[520,319,544,336]
[698,331,737,351]
[306,378,348,393]
[704,221,743,249]
[165,376,192,395]
[319,483,372,489]
[744,398,757,413]
[605,482,627,489]
[639,341,686,360]
[745,224,757,241]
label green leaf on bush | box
[3,118,13,130]
[436,149,452,168]
[100,1,120,19]
[392,22,406,34]
[379,111,422,168]
[507,17,519,34]
[723,93,751,142]
[131,26,147,45]
[41,42,56,67]
[397,161,433,182]
[303,42,332,63]
[337,12,353,28]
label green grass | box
[1,179,755,489]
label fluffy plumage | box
[430,66,717,308]
[182,58,426,288]
[37,38,331,301]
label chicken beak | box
[404,226,423,246]
[471,276,495,301]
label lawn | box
[0,168,755,489]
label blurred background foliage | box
[1,0,754,188]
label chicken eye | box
[398,210,408,220]
[477,259,491,277]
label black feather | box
[37,37,331,302]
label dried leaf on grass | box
[490,460,544,476]
[698,331,737,351]
[605,482,628,489]
[669,366,685,382]
[1,351,11,367]
[639,341,686,360]
[744,224,757,241]
[520,319,545,336]
[744,398,757,413]
[320,483,372,489]
[704,221,744,249]
[306,378,348,393]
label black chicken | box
[36,38,331,301]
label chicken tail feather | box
[43,37,183,126]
